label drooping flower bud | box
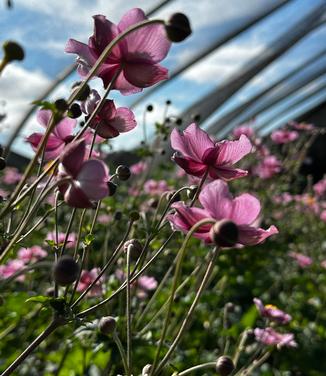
[216,356,235,376]
[146,104,153,112]
[98,316,116,335]
[54,98,68,112]
[53,255,79,286]
[210,219,238,247]
[166,191,181,203]
[129,211,140,222]
[2,40,25,62]
[68,103,82,118]
[116,165,131,181]
[165,13,192,42]
[107,181,117,196]
[124,239,142,260]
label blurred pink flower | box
[171,123,252,180]
[0,259,25,281]
[130,161,148,175]
[232,124,255,139]
[1,167,22,185]
[144,179,169,195]
[288,252,312,268]
[289,121,315,131]
[58,139,109,208]
[26,110,100,160]
[97,214,112,224]
[271,129,299,144]
[167,180,278,245]
[254,298,291,324]
[26,110,77,160]
[273,192,293,205]
[254,327,297,348]
[77,268,104,297]
[17,246,47,263]
[253,155,282,179]
[82,91,136,138]
[320,210,326,223]
[46,231,77,249]
[0,188,9,198]
[136,275,158,299]
[321,260,326,269]
[313,177,326,197]
[65,9,171,95]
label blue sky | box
[0,0,325,157]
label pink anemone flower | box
[167,180,278,246]
[232,124,255,139]
[171,123,252,181]
[271,129,299,144]
[288,252,312,268]
[65,9,171,95]
[82,91,136,138]
[253,298,291,324]
[253,155,282,179]
[26,110,77,160]
[17,246,47,264]
[254,327,297,348]
[58,139,109,208]
[77,268,104,297]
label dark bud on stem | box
[210,219,238,247]
[54,98,68,112]
[68,103,82,118]
[0,157,6,170]
[124,239,142,260]
[107,181,117,196]
[146,104,154,112]
[166,99,172,105]
[191,113,201,122]
[129,211,140,222]
[53,255,79,286]
[216,356,235,376]
[116,165,131,181]
[98,316,116,335]
[71,81,91,101]
[148,198,159,208]
[165,13,192,43]
[175,118,182,126]
[187,185,198,200]
[2,40,25,62]
[114,211,122,221]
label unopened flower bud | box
[0,157,6,170]
[175,118,182,126]
[142,364,152,376]
[68,103,82,118]
[210,219,238,247]
[2,40,25,62]
[191,113,201,122]
[148,198,159,208]
[107,181,117,196]
[225,302,235,313]
[98,316,116,335]
[216,356,235,376]
[146,104,154,112]
[45,287,55,297]
[187,185,198,200]
[129,211,140,221]
[124,239,142,260]
[166,191,181,203]
[71,81,91,101]
[165,13,192,42]
[54,98,68,112]
[116,165,131,181]
[166,100,172,105]
[114,211,122,221]
[53,255,79,286]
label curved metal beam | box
[129,0,289,109]
[217,57,326,137]
[206,49,326,135]
[177,4,325,129]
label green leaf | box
[240,305,258,328]
[26,295,53,304]
[32,100,56,111]
[83,233,95,246]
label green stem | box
[126,245,132,375]
[112,331,129,375]
[155,246,220,375]
[175,362,216,375]
[150,219,216,375]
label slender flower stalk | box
[155,246,220,375]
[150,218,216,375]
[126,245,132,375]
[175,362,216,375]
